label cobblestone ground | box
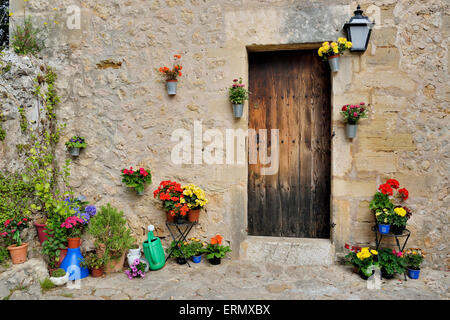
[2,259,449,300]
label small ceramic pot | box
[232,104,244,118]
[408,268,420,279]
[192,255,202,264]
[70,147,80,156]
[90,268,104,278]
[67,238,81,249]
[346,123,357,139]
[50,272,69,286]
[378,224,390,235]
[166,80,177,95]
[328,55,340,72]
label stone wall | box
[1,0,448,270]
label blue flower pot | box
[378,224,390,234]
[60,247,89,280]
[192,255,202,264]
[408,268,420,279]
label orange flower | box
[210,234,223,245]
[178,72,182,77]
[210,237,217,245]
[174,54,181,59]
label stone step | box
[239,236,334,266]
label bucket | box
[346,124,357,139]
[166,80,177,95]
[232,104,243,118]
[378,224,390,234]
[408,268,420,279]
[70,147,80,156]
[328,55,340,72]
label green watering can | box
[143,225,165,271]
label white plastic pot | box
[49,272,69,286]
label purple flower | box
[85,205,97,217]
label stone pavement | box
[1,258,448,300]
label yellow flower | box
[346,41,353,48]
[331,42,337,47]
[333,47,339,54]
[338,37,347,43]
[322,41,329,47]
[370,250,378,255]
[318,48,323,57]
[9,12,13,17]
[394,207,406,217]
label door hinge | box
[330,223,336,229]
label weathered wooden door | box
[248,49,331,239]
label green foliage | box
[79,252,106,269]
[166,241,191,259]
[0,171,34,225]
[0,246,8,263]
[344,248,379,277]
[11,16,43,55]
[229,78,249,104]
[121,168,152,193]
[65,136,87,150]
[370,192,394,225]
[51,268,66,278]
[378,248,407,276]
[42,209,73,268]
[185,239,205,257]
[403,248,425,269]
[18,106,27,132]
[87,204,134,261]
[0,217,30,246]
[204,243,231,260]
[39,278,55,293]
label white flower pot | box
[50,272,69,286]
[127,248,141,266]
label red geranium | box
[154,180,188,218]
[398,188,409,201]
[386,179,400,189]
[379,183,393,196]
[121,166,152,193]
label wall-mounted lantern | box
[344,5,375,52]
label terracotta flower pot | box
[34,221,49,245]
[105,252,126,273]
[68,238,81,249]
[56,249,68,268]
[188,209,200,223]
[91,268,104,278]
[7,242,29,264]
[166,212,176,223]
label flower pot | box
[232,104,244,118]
[208,257,221,265]
[7,242,29,264]
[56,249,68,268]
[391,225,405,235]
[328,55,340,72]
[136,189,144,196]
[90,268,104,278]
[70,147,80,156]
[188,209,200,223]
[358,269,374,280]
[166,80,177,95]
[175,216,188,224]
[105,252,126,273]
[407,268,420,279]
[67,238,81,249]
[127,247,141,267]
[378,224,390,235]
[176,257,187,265]
[166,212,176,223]
[50,272,69,286]
[192,255,202,264]
[346,123,357,139]
[34,221,49,245]
[381,268,395,279]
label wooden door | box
[248,50,331,239]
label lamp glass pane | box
[349,25,370,50]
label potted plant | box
[121,167,152,195]
[318,38,352,72]
[127,243,141,267]
[391,206,411,235]
[61,215,85,249]
[377,248,407,279]
[166,241,191,265]
[204,234,231,265]
[87,203,135,273]
[403,248,425,279]
[159,54,182,95]
[1,217,30,264]
[65,136,87,156]
[80,252,106,277]
[181,184,208,223]
[49,268,69,286]
[187,238,206,263]
[153,180,189,223]
[125,258,147,279]
[344,244,378,280]
[228,78,249,118]
[340,102,368,139]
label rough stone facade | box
[1,0,448,270]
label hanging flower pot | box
[136,189,145,196]
[7,242,29,264]
[378,224,390,234]
[166,80,178,95]
[328,55,340,72]
[70,147,80,156]
[232,104,244,118]
[121,167,152,196]
[229,78,249,119]
[346,123,357,139]
[65,136,87,157]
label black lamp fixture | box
[344,5,375,52]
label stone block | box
[333,199,351,248]
[366,47,400,68]
[358,134,416,152]
[356,201,374,223]
[332,130,352,177]
[354,151,397,173]
[333,179,376,198]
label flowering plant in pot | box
[65,136,87,156]
[403,248,425,279]
[159,54,182,95]
[121,167,152,195]
[181,184,208,223]
[80,252,106,277]
[340,102,368,139]
[153,180,189,223]
[186,238,206,263]
[125,258,147,279]
[49,268,69,286]
[344,244,379,280]
[204,234,231,265]
[61,216,85,249]
[1,217,30,264]
[318,38,352,72]
[228,78,249,118]
[166,240,191,265]
[377,248,407,279]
